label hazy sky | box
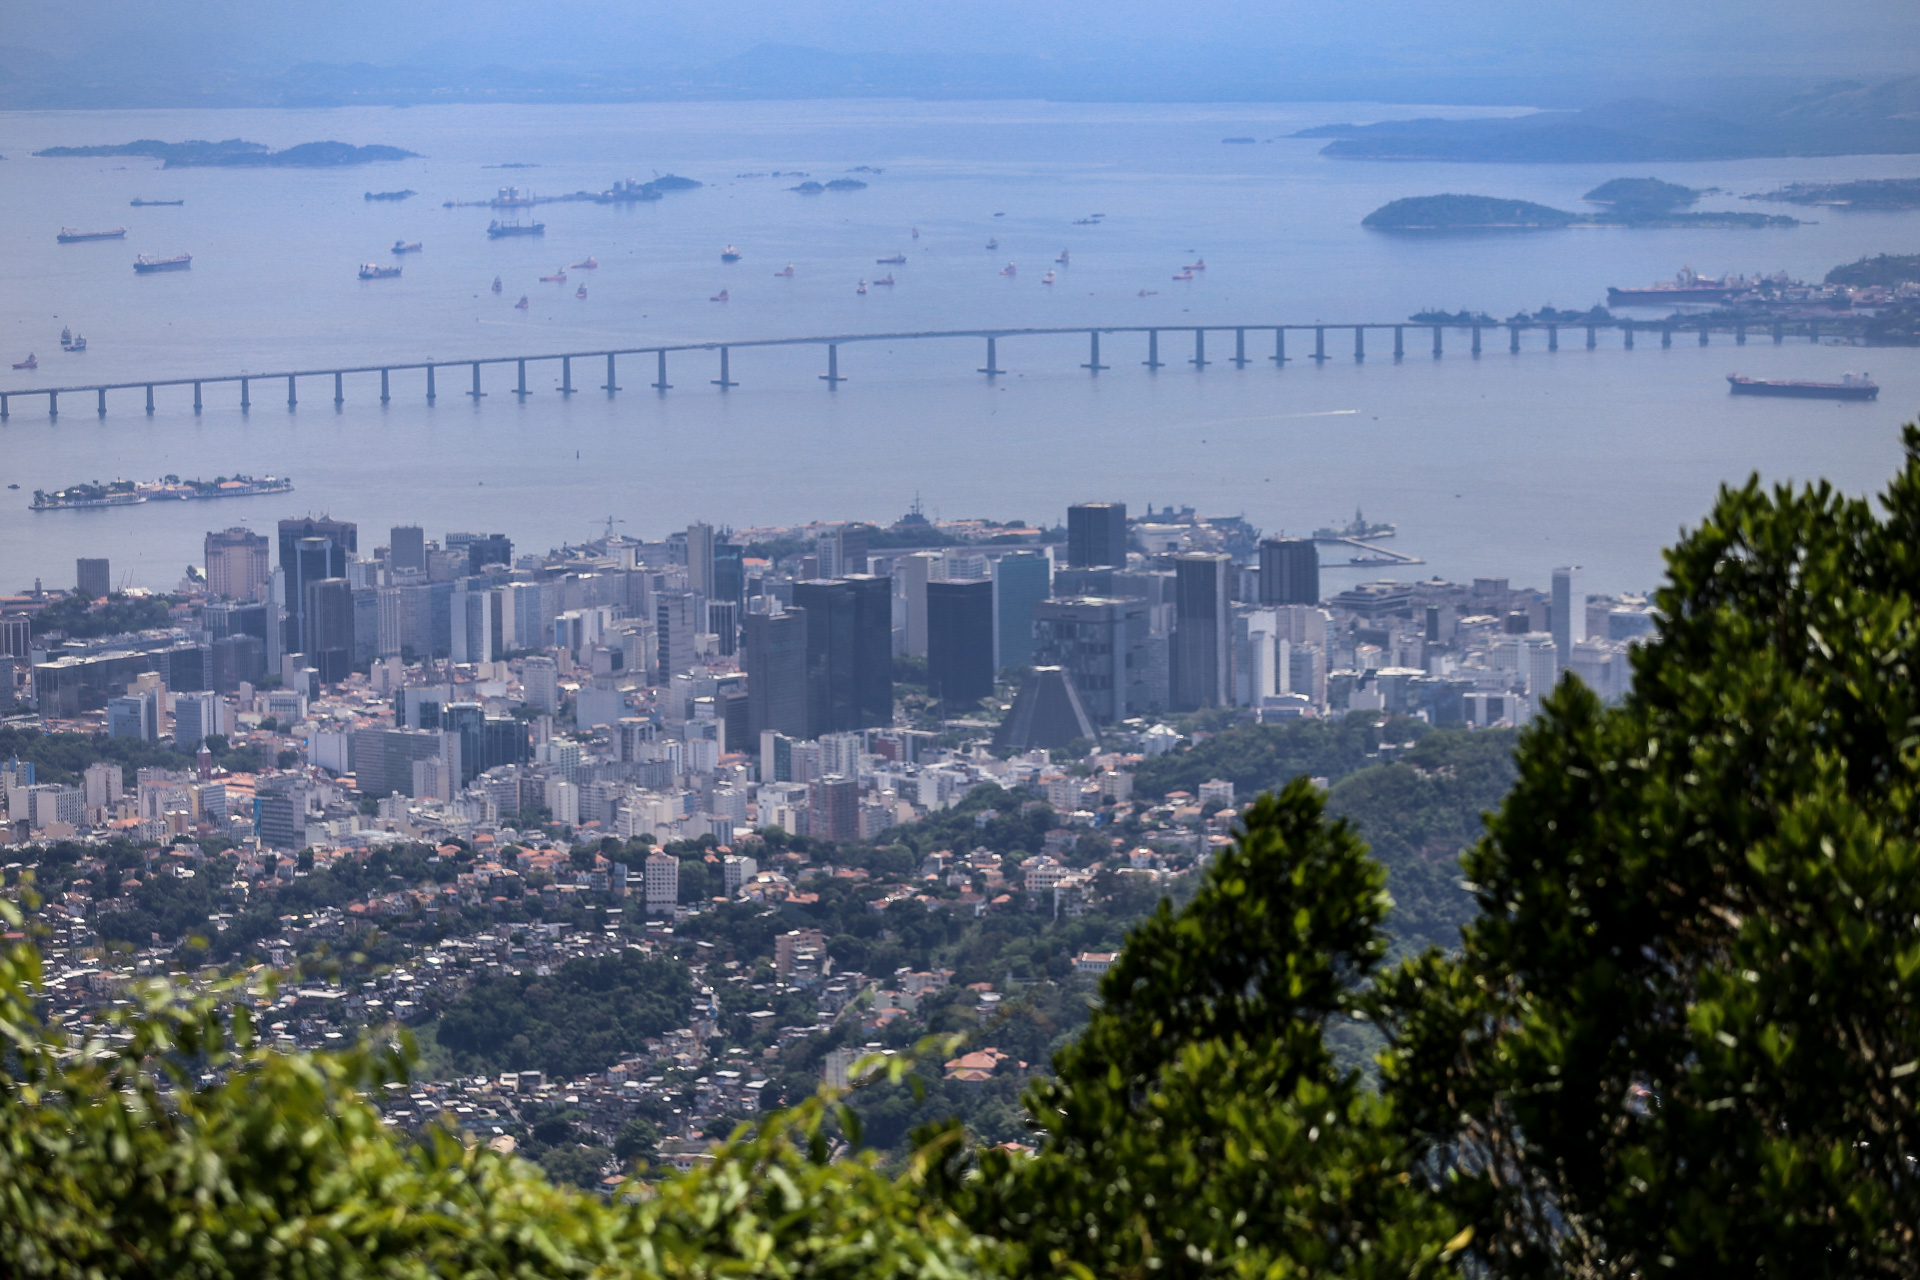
[9,0,1920,91]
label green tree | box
[1385,427,1920,1276]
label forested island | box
[34,138,417,166]
[1750,177,1920,209]
[1365,189,1799,230]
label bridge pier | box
[1,394,7,419]
[1586,325,1596,350]
[1470,326,1480,356]
[1144,329,1162,369]
[979,337,1004,377]
[1272,328,1287,365]
[818,345,843,385]
[333,372,343,405]
[1698,326,1709,347]
[1808,323,1819,343]
[49,391,58,419]
[97,388,106,417]
[1190,329,1208,369]
[1353,327,1365,361]
[1547,325,1558,352]
[603,353,620,392]
[1393,326,1404,360]
[1313,327,1327,362]
[241,378,251,411]
[1662,326,1673,349]
[1773,324,1784,344]
[194,382,202,413]
[1736,325,1746,346]
[1508,324,1521,354]
[381,369,391,402]
[1624,324,1634,350]
[656,350,674,390]
[288,375,298,408]
[1232,328,1248,368]
[562,355,577,394]
[516,359,528,398]
[426,365,436,401]
[145,385,154,415]
[1082,331,1109,372]
[711,347,736,389]
[470,362,485,398]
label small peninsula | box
[1366,188,1799,231]
[34,138,417,167]
[1750,178,1920,209]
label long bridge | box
[0,316,1840,420]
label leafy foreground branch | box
[14,429,1920,1276]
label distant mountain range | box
[1300,77,1920,161]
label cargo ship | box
[1727,373,1878,401]
[1607,266,1738,306]
[359,263,401,279]
[130,198,184,207]
[58,227,126,242]
[487,221,544,238]
[133,253,192,272]
[32,474,293,510]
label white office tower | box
[82,762,123,811]
[723,853,758,897]
[644,851,680,913]
[520,656,559,712]
[896,552,937,657]
[411,756,455,803]
[545,776,580,827]
[1552,566,1586,670]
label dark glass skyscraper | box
[1067,502,1128,568]
[302,577,354,684]
[792,575,892,734]
[279,517,356,657]
[927,578,995,710]
[1172,553,1231,711]
[1258,538,1320,606]
[714,542,746,607]
[744,609,810,742]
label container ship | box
[1607,266,1741,306]
[1727,373,1878,401]
[31,474,293,510]
[58,227,127,243]
[133,253,192,273]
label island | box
[364,189,416,201]
[1748,178,1920,209]
[34,139,417,167]
[1297,78,1920,162]
[1826,254,1920,288]
[1365,188,1799,231]
[790,178,868,193]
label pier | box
[0,317,1848,420]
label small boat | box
[513,295,530,309]
[877,253,906,264]
[774,263,795,277]
[711,289,729,302]
[999,262,1017,276]
[1185,258,1206,271]
[130,198,184,206]
[540,270,567,282]
[721,245,742,262]
[1073,217,1097,225]
[1728,373,1878,401]
[1172,270,1194,281]
[60,327,73,348]
[58,227,127,243]
[491,276,503,293]
[570,257,599,269]
[911,226,920,239]
[856,280,868,294]
[1056,250,1069,264]
[873,273,894,285]
[133,253,192,273]
[1041,270,1055,284]
[575,284,588,298]
[11,355,35,370]
[359,263,401,279]
[66,336,87,352]
[1138,289,1158,297]
[391,240,422,254]
[986,237,999,250]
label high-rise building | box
[1033,596,1151,723]
[0,615,29,659]
[993,667,1099,750]
[714,541,745,607]
[895,552,938,657]
[173,690,221,749]
[993,551,1051,673]
[1258,538,1320,606]
[1171,554,1231,711]
[644,852,680,913]
[655,590,701,681]
[204,528,270,601]
[792,576,893,735]
[107,691,160,742]
[254,777,308,851]
[76,558,110,599]
[302,578,354,684]
[279,518,355,657]
[744,609,809,743]
[808,774,860,841]
[1067,502,1128,568]
[686,522,716,599]
[707,600,739,656]
[521,655,559,713]
[926,579,995,710]
[465,534,512,574]
[389,525,426,574]
[1552,566,1586,671]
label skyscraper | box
[205,528,270,601]
[744,608,809,742]
[173,690,221,749]
[1033,596,1151,723]
[465,534,513,574]
[389,525,426,574]
[1552,566,1586,671]
[808,775,860,842]
[1067,502,1128,568]
[926,579,995,710]
[714,541,746,607]
[655,590,701,681]
[686,522,716,599]
[1258,538,1320,606]
[1171,553,1231,711]
[895,552,938,657]
[76,558,110,598]
[302,577,354,683]
[279,518,356,656]
[992,551,1051,673]
[792,576,892,734]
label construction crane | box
[592,515,627,541]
